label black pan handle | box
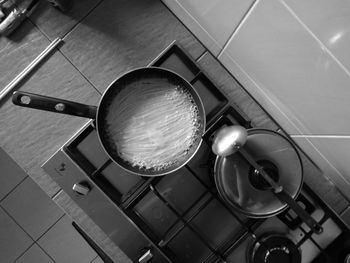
[274,189,323,234]
[12,91,97,119]
[239,148,323,234]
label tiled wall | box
[0,147,102,263]
[162,0,350,200]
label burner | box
[247,233,301,263]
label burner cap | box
[248,233,301,263]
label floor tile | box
[0,35,101,198]
[0,148,27,201]
[60,0,205,93]
[15,243,54,263]
[1,177,64,240]
[30,0,103,40]
[52,190,132,263]
[0,207,33,263]
[38,215,97,263]
[0,21,50,100]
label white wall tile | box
[283,0,350,71]
[218,0,350,197]
[294,135,350,184]
[218,0,350,136]
[162,0,255,55]
[291,136,350,200]
[218,50,301,135]
[1,177,64,240]
[0,147,27,200]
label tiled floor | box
[1,177,64,240]
[37,215,97,263]
[0,207,32,263]
[15,244,54,263]
[0,147,100,263]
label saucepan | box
[12,67,206,176]
[212,126,323,234]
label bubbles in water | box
[105,78,202,172]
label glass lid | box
[214,129,303,217]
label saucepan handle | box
[12,91,97,119]
[275,190,323,234]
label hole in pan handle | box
[12,91,97,119]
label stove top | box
[42,42,350,263]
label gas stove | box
[42,43,350,263]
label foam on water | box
[105,78,202,171]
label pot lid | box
[248,233,301,263]
[214,129,303,217]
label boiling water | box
[105,78,202,171]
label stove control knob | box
[138,249,153,263]
[72,183,90,195]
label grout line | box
[340,205,350,217]
[220,51,306,135]
[35,241,57,263]
[195,50,208,62]
[12,242,35,263]
[0,181,63,262]
[27,0,105,96]
[55,1,106,96]
[169,0,222,52]
[0,173,64,262]
[13,241,57,263]
[218,50,350,195]
[90,255,99,263]
[291,135,350,139]
[57,49,102,95]
[51,188,63,200]
[35,213,66,242]
[217,0,259,58]
[280,0,350,79]
[0,175,28,203]
[28,0,105,41]
[0,205,35,246]
[61,0,105,40]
